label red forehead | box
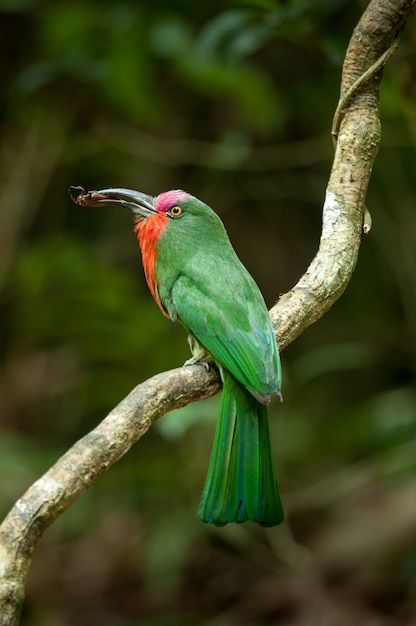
[155,189,192,213]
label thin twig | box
[331,35,401,146]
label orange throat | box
[134,214,169,317]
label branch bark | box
[271,0,414,348]
[0,1,414,623]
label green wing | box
[169,271,281,400]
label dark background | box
[1,0,416,624]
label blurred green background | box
[1,0,416,624]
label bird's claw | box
[185,333,212,370]
[184,355,212,371]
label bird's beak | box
[69,186,156,220]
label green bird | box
[71,186,284,527]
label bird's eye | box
[168,205,183,218]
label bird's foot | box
[184,354,212,371]
[185,334,212,370]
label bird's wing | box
[169,273,281,400]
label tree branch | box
[0,0,414,623]
[270,0,414,349]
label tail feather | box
[198,372,284,527]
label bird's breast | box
[134,214,170,317]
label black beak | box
[69,186,156,219]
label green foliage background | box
[1,0,416,624]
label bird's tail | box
[197,372,284,527]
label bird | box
[70,186,284,527]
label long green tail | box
[198,372,284,527]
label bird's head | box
[69,186,229,255]
[70,186,216,223]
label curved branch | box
[0,0,414,624]
[270,0,414,349]
[0,366,221,624]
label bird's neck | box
[134,214,169,317]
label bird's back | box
[155,211,281,401]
